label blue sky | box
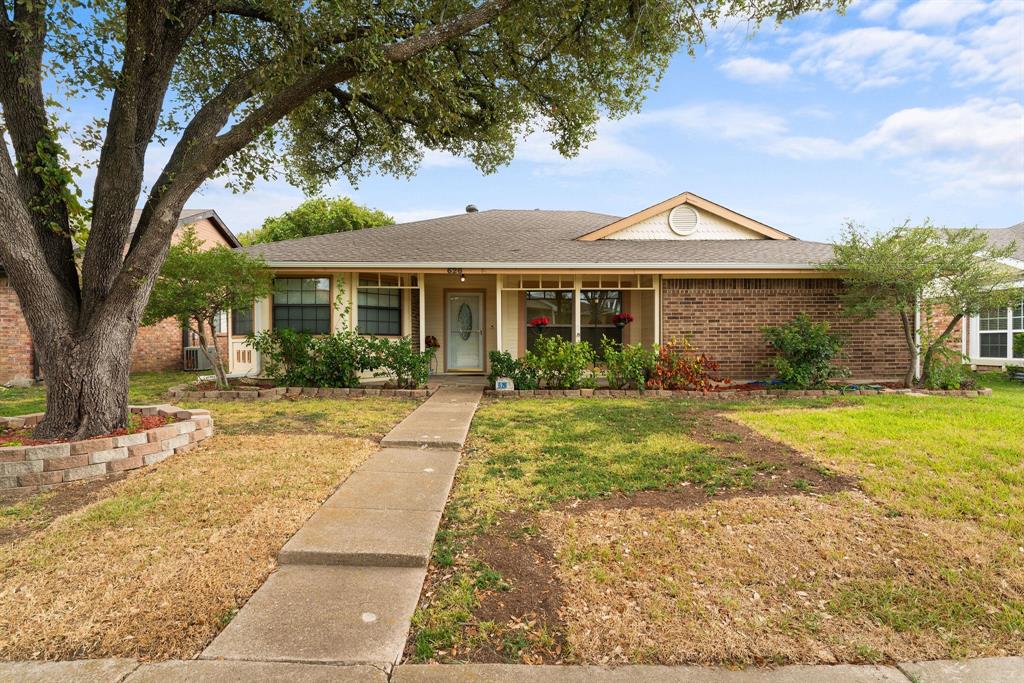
[83,0,1024,242]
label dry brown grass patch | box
[547,493,1024,666]
[0,432,377,661]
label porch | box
[227,271,662,375]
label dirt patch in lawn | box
[567,411,856,513]
[470,518,568,662]
[0,475,126,544]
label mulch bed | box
[1,415,169,447]
[410,408,861,664]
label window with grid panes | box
[272,278,331,334]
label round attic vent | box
[668,205,699,236]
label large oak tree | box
[0,0,843,438]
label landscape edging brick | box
[0,405,214,494]
[483,387,993,399]
[166,384,435,401]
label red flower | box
[613,312,635,325]
[529,316,551,327]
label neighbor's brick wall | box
[1,218,235,381]
[661,278,911,381]
[0,277,35,384]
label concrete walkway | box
[201,386,482,667]
[2,657,1022,682]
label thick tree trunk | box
[32,323,138,440]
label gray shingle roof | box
[240,209,835,268]
[974,221,1024,261]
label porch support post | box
[495,275,503,353]
[573,275,582,342]
[418,273,426,353]
[348,273,358,331]
[653,275,662,345]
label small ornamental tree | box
[825,222,1021,387]
[143,228,273,388]
[239,197,393,245]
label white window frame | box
[970,295,1024,364]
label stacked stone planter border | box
[0,405,213,494]
[166,385,434,401]
[484,387,993,399]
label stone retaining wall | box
[0,405,213,494]
[167,385,434,401]
[484,387,993,399]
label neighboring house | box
[0,209,240,385]
[235,192,916,381]
[961,221,1024,368]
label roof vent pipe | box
[465,204,478,213]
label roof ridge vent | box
[465,204,478,213]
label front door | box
[447,292,484,372]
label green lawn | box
[411,398,763,662]
[734,373,1024,535]
[411,373,1024,665]
[0,370,198,417]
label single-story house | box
[0,209,240,385]
[238,191,1003,382]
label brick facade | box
[0,278,34,384]
[661,277,911,381]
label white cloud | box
[792,27,960,90]
[899,0,987,29]
[513,118,666,177]
[857,98,1024,192]
[719,57,793,84]
[857,0,899,22]
[953,12,1024,92]
[622,96,1022,195]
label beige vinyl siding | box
[423,273,497,372]
[501,290,520,358]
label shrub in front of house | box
[366,336,435,389]
[600,337,656,391]
[524,336,597,389]
[248,329,433,388]
[646,338,723,392]
[487,350,539,390]
[762,314,848,389]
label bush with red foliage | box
[646,338,728,392]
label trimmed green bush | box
[248,329,433,388]
[487,351,539,390]
[524,336,596,389]
[762,313,848,388]
[600,337,656,391]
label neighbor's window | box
[231,306,254,336]
[272,277,331,334]
[358,279,402,336]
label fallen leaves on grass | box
[548,493,1024,665]
[0,433,377,661]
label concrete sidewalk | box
[2,657,1021,682]
[201,386,482,667]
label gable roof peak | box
[577,191,796,242]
